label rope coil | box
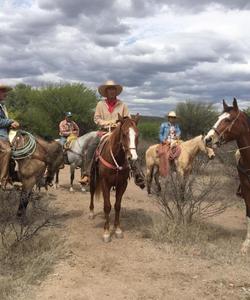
[11,130,36,160]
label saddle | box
[64,134,78,150]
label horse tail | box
[90,160,102,200]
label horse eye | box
[225,118,231,122]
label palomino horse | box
[145,135,215,195]
[89,115,139,242]
[204,98,250,254]
[55,131,97,192]
[12,131,63,217]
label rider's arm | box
[175,124,181,138]
[159,123,167,143]
[0,114,14,128]
[72,122,79,136]
[122,103,130,118]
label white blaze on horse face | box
[129,128,138,160]
[205,112,230,143]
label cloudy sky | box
[1,0,250,115]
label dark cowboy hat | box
[65,111,73,117]
[0,84,12,91]
[98,80,123,97]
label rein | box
[96,121,135,171]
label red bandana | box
[105,98,117,113]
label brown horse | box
[204,98,250,254]
[89,115,139,242]
[145,135,215,195]
[12,131,63,217]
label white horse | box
[56,131,97,192]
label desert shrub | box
[156,158,230,225]
[0,190,64,300]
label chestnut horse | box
[145,135,215,195]
[204,98,250,254]
[89,115,139,242]
[12,131,63,217]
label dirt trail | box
[33,167,249,300]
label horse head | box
[199,135,215,159]
[204,98,249,147]
[117,113,140,161]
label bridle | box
[98,120,138,171]
[213,110,241,146]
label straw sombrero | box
[98,80,123,97]
[168,111,177,118]
[0,84,12,91]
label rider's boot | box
[79,136,100,185]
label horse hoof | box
[89,211,94,219]
[115,228,124,239]
[55,184,60,189]
[81,187,86,192]
[69,187,74,192]
[16,210,22,218]
[103,232,111,243]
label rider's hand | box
[11,121,20,129]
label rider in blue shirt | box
[159,111,181,143]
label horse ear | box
[118,113,123,123]
[223,99,228,111]
[134,113,140,125]
[233,97,239,111]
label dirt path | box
[33,167,250,300]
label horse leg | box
[17,176,36,217]
[146,165,154,195]
[55,170,60,189]
[89,190,95,219]
[114,181,128,238]
[154,166,161,194]
[241,185,250,254]
[80,164,86,192]
[69,164,75,192]
[102,181,112,242]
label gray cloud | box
[0,0,250,116]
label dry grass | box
[148,215,250,264]
[0,190,65,300]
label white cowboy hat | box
[0,83,12,91]
[168,111,177,118]
[98,80,123,97]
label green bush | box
[176,101,218,139]
[6,83,98,138]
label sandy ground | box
[30,166,250,300]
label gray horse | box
[56,131,97,192]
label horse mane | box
[243,112,250,128]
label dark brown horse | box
[204,98,250,254]
[12,131,63,217]
[89,114,139,242]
